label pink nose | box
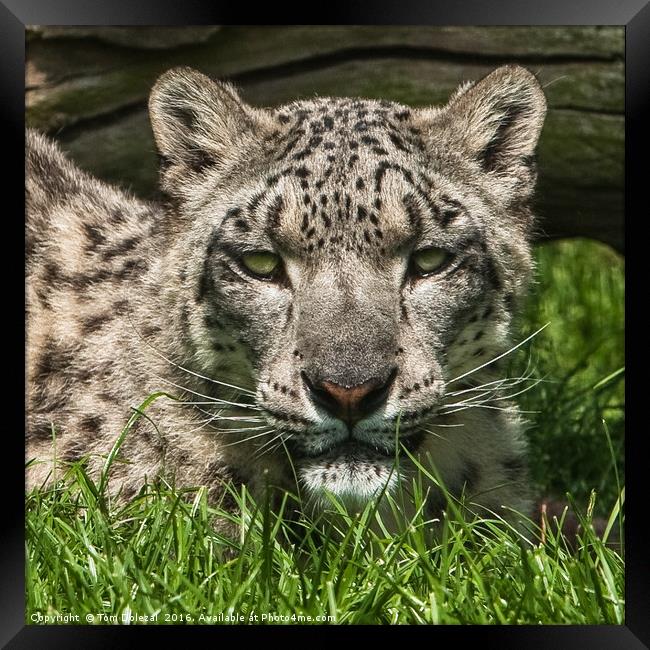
[303,370,396,427]
[320,379,378,418]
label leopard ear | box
[425,65,547,195]
[149,67,261,192]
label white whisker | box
[149,373,260,412]
[480,378,545,403]
[422,428,447,441]
[169,400,257,409]
[253,431,288,460]
[192,405,262,424]
[425,422,465,428]
[441,403,541,415]
[447,374,542,397]
[196,422,266,432]
[223,429,276,447]
[125,310,256,396]
[447,323,550,386]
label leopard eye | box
[241,251,281,279]
[411,247,452,276]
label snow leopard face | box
[149,65,545,511]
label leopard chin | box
[296,442,400,512]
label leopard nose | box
[302,368,397,428]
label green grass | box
[26,238,625,625]
[511,239,624,516]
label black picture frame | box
[4,1,644,646]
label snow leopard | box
[26,64,547,531]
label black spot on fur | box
[374,161,392,191]
[279,134,303,158]
[112,299,130,314]
[187,150,216,174]
[101,236,139,261]
[235,218,250,232]
[293,135,323,161]
[400,298,409,322]
[141,324,162,338]
[197,229,219,302]
[402,194,422,229]
[388,132,409,152]
[98,391,120,404]
[440,208,460,227]
[74,267,115,291]
[79,414,104,436]
[33,338,75,383]
[225,207,242,221]
[320,211,331,227]
[60,446,84,463]
[485,258,503,291]
[248,191,267,214]
[267,195,284,229]
[111,208,126,224]
[115,258,148,281]
[83,224,106,249]
[81,312,112,335]
[29,420,56,440]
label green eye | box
[241,251,281,278]
[411,247,452,275]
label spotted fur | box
[27,65,546,532]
